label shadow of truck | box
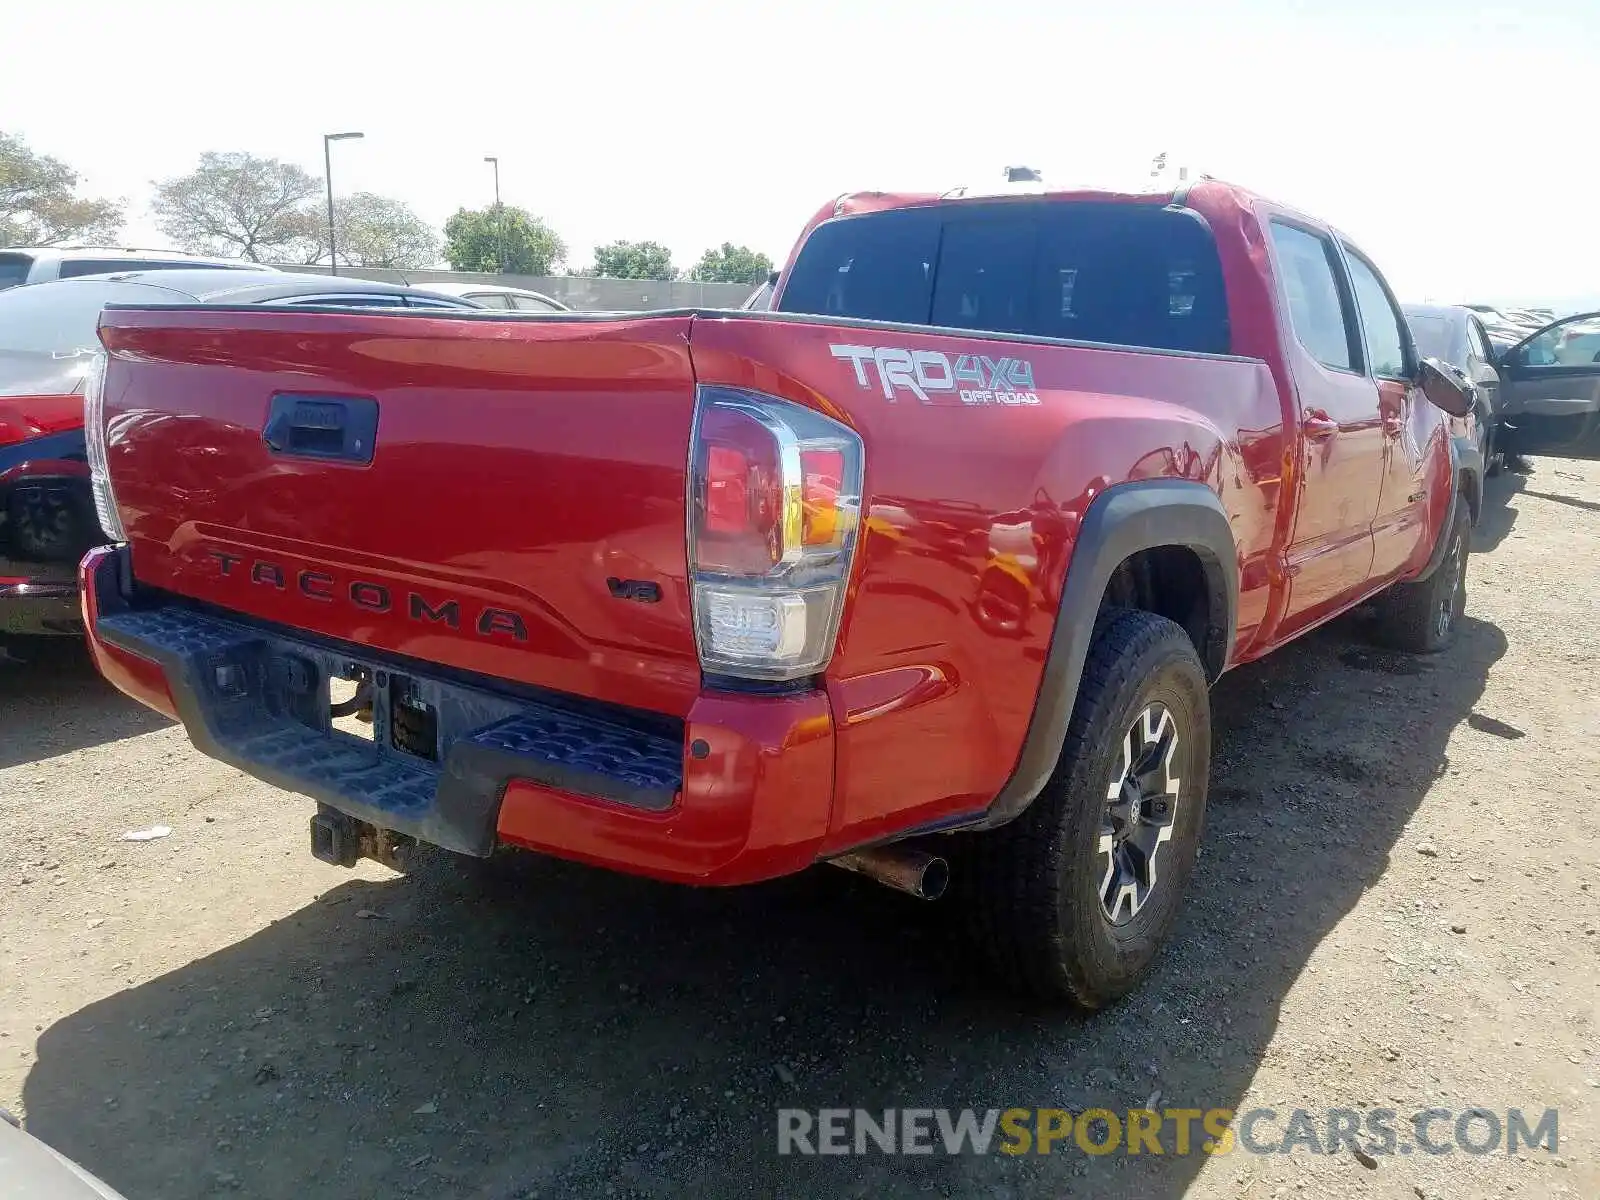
[0,637,171,770]
[22,611,1505,1200]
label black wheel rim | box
[1097,703,1181,925]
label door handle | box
[1303,414,1339,441]
[263,393,378,464]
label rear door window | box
[1342,248,1409,379]
[1268,223,1357,371]
[778,200,1230,355]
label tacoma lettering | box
[208,552,526,642]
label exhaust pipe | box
[828,846,950,900]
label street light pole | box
[484,156,503,273]
[323,131,364,276]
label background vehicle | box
[0,246,273,290]
[1555,315,1600,364]
[0,270,486,646]
[414,281,571,311]
[0,1107,132,1199]
[1403,303,1500,473]
[81,179,1480,1007]
[1492,310,1600,459]
[739,270,779,310]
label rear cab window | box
[778,200,1231,355]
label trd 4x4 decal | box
[829,344,1041,407]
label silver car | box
[1,1109,132,1199]
[409,280,571,312]
[0,246,274,291]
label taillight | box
[688,387,863,682]
[82,350,126,541]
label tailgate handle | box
[263,394,378,464]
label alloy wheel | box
[1097,703,1182,925]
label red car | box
[0,270,487,650]
[81,179,1534,1005]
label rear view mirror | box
[1418,357,1474,418]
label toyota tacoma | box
[79,178,1523,1005]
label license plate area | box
[326,661,437,762]
[388,679,438,762]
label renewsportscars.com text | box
[777,1106,1559,1158]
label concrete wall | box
[267,264,755,311]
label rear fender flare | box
[978,478,1237,829]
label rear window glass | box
[510,294,561,312]
[0,253,35,290]
[1405,313,1454,362]
[57,258,223,279]
[777,201,1231,355]
[0,278,188,356]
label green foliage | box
[0,130,123,245]
[443,205,566,275]
[590,239,678,281]
[689,242,773,285]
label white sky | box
[6,0,1597,309]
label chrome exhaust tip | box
[827,845,950,901]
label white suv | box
[0,246,274,290]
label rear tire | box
[957,609,1210,1007]
[1375,504,1470,654]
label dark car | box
[0,271,485,648]
[1402,303,1503,471]
[1402,304,1600,471]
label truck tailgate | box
[96,307,700,717]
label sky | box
[6,0,1597,310]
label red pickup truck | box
[80,178,1491,1006]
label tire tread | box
[957,608,1207,1005]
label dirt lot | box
[2,464,1597,1200]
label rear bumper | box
[79,545,834,885]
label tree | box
[0,131,123,245]
[150,151,321,262]
[443,205,565,275]
[293,192,440,269]
[689,243,773,285]
[591,240,678,281]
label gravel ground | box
[2,463,1597,1200]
